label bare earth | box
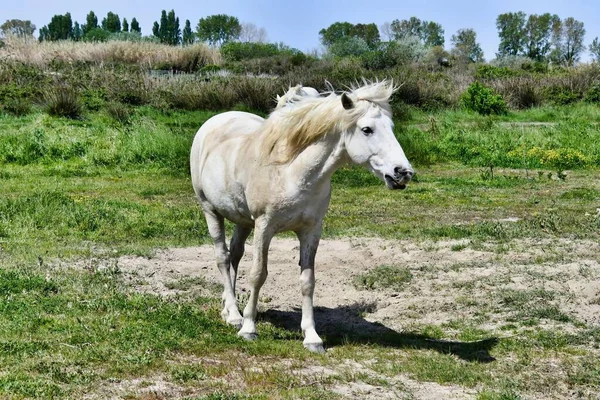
[102,236,600,399]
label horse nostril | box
[394,167,414,179]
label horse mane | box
[275,85,303,109]
[261,80,395,163]
[275,85,320,109]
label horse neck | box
[286,130,348,187]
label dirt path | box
[108,237,600,399]
[117,237,600,331]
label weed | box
[353,265,413,291]
[44,87,83,119]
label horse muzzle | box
[384,168,414,190]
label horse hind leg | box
[230,225,252,295]
[203,210,243,328]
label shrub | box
[106,101,132,124]
[460,82,508,115]
[329,37,370,58]
[584,84,600,103]
[221,42,280,62]
[83,28,110,43]
[229,76,279,112]
[44,87,83,119]
[492,77,542,109]
[544,86,581,105]
[475,65,517,80]
[81,89,107,111]
[1,98,32,116]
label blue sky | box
[3,0,599,61]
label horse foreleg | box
[204,210,242,327]
[297,227,325,353]
[238,218,273,341]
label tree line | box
[0,10,264,47]
[1,10,599,64]
[319,14,596,65]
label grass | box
[1,105,600,399]
[353,265,413,291]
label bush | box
[475,65,517,80]
[106,101,132,124]
[81,89,107,111]
[544,86,582,105]
[221,42,280,62]
[1,98,32,116]
[44,87,83,119]
[460,82,508,115]
[329,37,370,58]
[492,77,542,109]
[83,28,110,43]
[584,84,600,103]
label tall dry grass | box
[0,36,221,69]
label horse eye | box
[361,127,373,135]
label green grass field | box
[0,104,599,399]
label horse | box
[190,81,413,353]
[275,85,320,109]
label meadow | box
[0,38,600,399]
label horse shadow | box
[260,301,498,363]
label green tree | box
[352,23,380,48]
[330,36,370,57]
[130,18,141,34]
[319,21,354,46]
[549,17,564,64]
[73,21,82,41]
[82,11,98,35]
[319,22,379,49]
[0,19,36,38]
[182,19,194,45]
[102,12,121,33]
[562,17,586,66]
[167,10,181,45]
[39,13,73,41]
[196,14,241,46]
[390,17,422,40]
[122,18,129,32]
[590,37,600,62]
[83,27,110,42]
[496,12,526,57]
[524,13,558,61]
[153,9,181,45]
[451,28,484,63]
[422,21,444,47]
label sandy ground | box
[98,236,600,399]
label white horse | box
[190,81,413,352]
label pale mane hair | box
[275,85,303,109]
[261,80,395,163]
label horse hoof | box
[238,332,258,341]
[304,343,325,353]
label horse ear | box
[341,93,354,110]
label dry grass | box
[0,36,221,69]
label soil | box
[100,236,600,399]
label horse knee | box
[215,249,231,270]
[299,272,315,296]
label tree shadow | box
[260,301,497,363]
